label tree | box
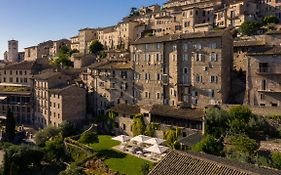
[228,105,252,134]
[225,134,258,156]
[44,135,65,161]
[89,40,104,56]
[141,163,150,175]
[263,15,279,25]
[145,123,157,137]
[5,108,15,142]
[239,21,261,36]
[50,45,73,68]
[59,121,76,138]
[34,126,60,146]
[78,131,98,144]
[192,135,224,156]
[272,152,281,170]
[205,108,228,138]
[164,128,181,150]
[132,114,146,136]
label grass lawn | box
[89,135,154,175]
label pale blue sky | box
[0,0,166,59]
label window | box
[183,54,188,61]
[157,43,161,49]
[208,89,215,98]
[210,75,218,83]
[196,75,203,83]
[183,67,188,74]
[156,92,161,99]
[172,44,177,51]
[122,124,126,130]
[156,73,161,81]
[145,92,150,98]
[145,44,149,50]
[183,43,188,51]
[195,53,203,61]
[209,43,217,49]
[145,73,150,80]
[210,52,217,61]
[261,79,267,90]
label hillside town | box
[0,0,281,174]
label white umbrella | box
[144,138,166,145]
[144,145,169,154]
[131,135,151,143]
[112,135,131,143]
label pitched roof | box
[247,47,281,56]
[150,105,204,121]
[149,151,281,175]
[49,84,84,94]
[95,61,132,70]
[108,104,140,115]
[33,70,63,80]
[3,61,37,70]
[234,40,266,47]
[132,30,228,45]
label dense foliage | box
[164,128,181,150]
[89,40,106,58]
[192,135,224,156]
[78,131,98,144]
[239,21,261,36]
[5,109,15,142]
[263,15,279,25]
[132,114,146,136]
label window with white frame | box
[209,43,217,49]
[145,44,149,50]
[145,73,150,80]
[157,43,161,49]
[209,52,217,61]
[210,75,218,83]
[195,53,203,61]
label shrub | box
[78,131,98,144]
[272,152,281,170]
[192,135,224,156]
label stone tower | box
[7,40,19,62]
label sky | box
[0,0,166,59]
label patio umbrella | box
[144,138,166,145]
[144,145,169,155]
[112,135,131,143]
[131,135,151,143]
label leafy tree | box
[78,131,98,144]
[34,126,60,146]
[44,135,65,161]
[89,40,104,55]
[205,108,228,138]
[59,121,76,138]
[141,163,150,175]
[5,108,15,142]
[132,114,146,136]
[192,135,224,156]
[164,128,181,150]
[272,152,281,170]
[263,15,279,25]
[145,123,157,137]
[4,145,44,175]
[239,21,261,36]
[225,134,258,156]
[50,45,73,68]
[228,105,252,134]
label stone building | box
[0,61,43,87]
[24,40,53,61]
[49,39,71,58]
[34,70,86,127]
[86,60,134,116]
[131,29,233,108]
[246,47,281,107]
